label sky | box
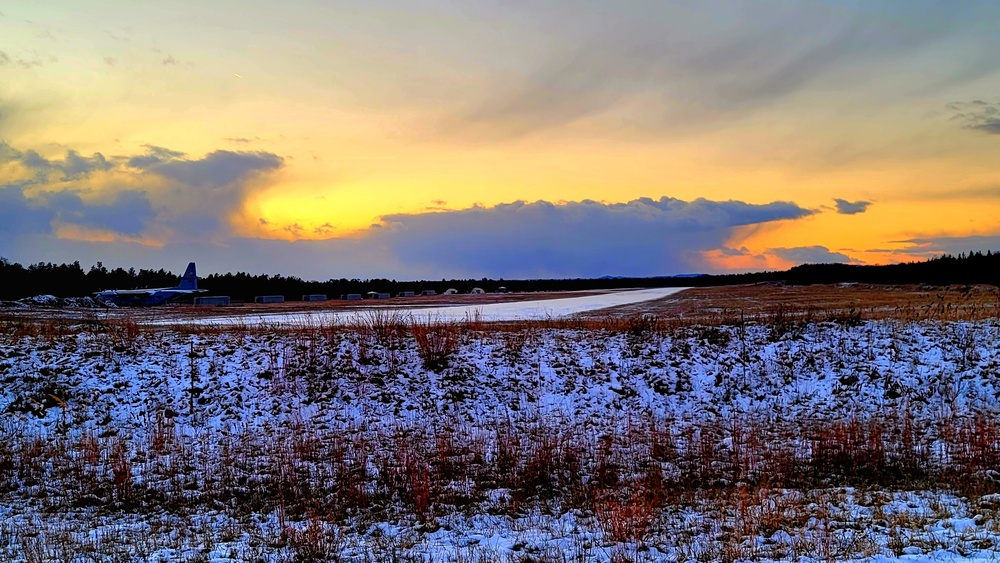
[2,0,1000,280]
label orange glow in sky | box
[3,2,1000,278]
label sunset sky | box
[3,1,1000,280]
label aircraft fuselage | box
[95,289,199,306]
[95,262,206,306]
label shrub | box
[410,318,460,371]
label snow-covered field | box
[3,312,1000,561]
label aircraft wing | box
[93,262,205,306]
[97,289,157,296]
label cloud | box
[0,183,55,235]
[4,144,113,181]
[0,190,817,279]
[132,149,282,190]
[126,145,186,169]
[0,142,820,279]
[946,99,1000,135]
[834,198,872,215]
[3,196,814,280]
[978,122,1000,134]
[0,141,284,243]
[0,141,21,163]
[766,246,854,265]
[448,2,1000,139]
[0,49,45,69]
[896,234,1000,258]
[22,144,278,203]
[364,197,813,278]
[0,182,155,237]
[40,189,155,235]
[127,147,284,237]
[706,244,855,271]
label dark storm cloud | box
[767,246,854,265]
[834,199,872,215]
[452,2,1000,138]
[368,197,813,278]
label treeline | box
[692,250,1000,288]
[0,260,181,301]
[781,251,1000,286]
[1,251,998,301]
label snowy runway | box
[154,286,689,326]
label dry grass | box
[3,282,1000,560]
[2,407,999,560]
[1,410,997,521]
[576,282,1000,324]
[409,318,462,371]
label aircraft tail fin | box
[177,262,198,290]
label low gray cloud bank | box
[896,235,1000,258]
[371,197,813,278]
[767,245,853,265]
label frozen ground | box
[3,315,1000,561]
[150,287,689,327]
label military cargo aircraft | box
[95,262,207,306]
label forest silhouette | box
[1,251,997,302]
